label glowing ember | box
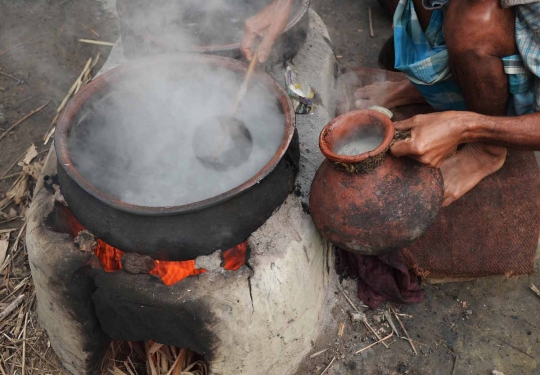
[67,211,247,285]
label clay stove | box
[26,10,338,375]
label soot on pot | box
[67,63,284,207]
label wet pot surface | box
[310,156,443,255]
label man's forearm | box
[462,111,540,149]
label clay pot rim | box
[319,109,395,164]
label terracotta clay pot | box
[309,110,444,255]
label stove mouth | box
[52,203,249,285]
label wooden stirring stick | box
[232,45,260,115]
[210,45,260,163]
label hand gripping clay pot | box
[309,109,444,255]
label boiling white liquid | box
[337,135,383,156]
[68,65,285,207]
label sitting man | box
[242,0,540,207]
[356,0,540,206]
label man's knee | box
[444,0,516,58]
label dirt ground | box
[0,1,538,374]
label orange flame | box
[67,211,247,285]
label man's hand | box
[241,0,293,63]
[390,111,474,168]
[355,80,426,110]
[354,81,399,109]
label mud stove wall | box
[26,10,338,375]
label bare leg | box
[439,0,517,206]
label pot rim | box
[319,109,395,164]
[55,54,296,216]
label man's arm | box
[240,0,294,63]
[390,111,540,167]
[468,112,540,149]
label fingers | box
[241,29,258,61]
[391,139,442,168]
[389,138,413,158]
[354,83,382,99]
[441,196,455,207]
[442,187,458,207]
[241,22,276,62]
[393,119,413,131]
[354,88,371,100]
[355,99,374,110]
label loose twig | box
[0,38,34,58]
[79,39,115,47]
[355,333,393,354]
[338,286,368,310]
[26,342,61,370]
[44,54,99,144]
[338,322,345,337]
[529,283,540,299]
[85,25,100,38]
[495,336,535,360]
[0,173,21,181]
[389,304,417,355]
[384,310,401,338]
[0,294,25,322]
[11,223,27,254]
[309,348,328,359]
[319,356,336,375]
[0,70,23,83]
[368,7,374,38]
[22,312,28,375]
[0,148,29,178]
[0,228,18,235]
[338,286,387,348]
[363,319,390,349]
[451,356,459,375]
[0,101,50,144]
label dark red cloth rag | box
[337,248,424,309]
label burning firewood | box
[74,230,98,253]
[121,253,156,274]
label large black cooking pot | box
[55,55,298,261]
[117,0,310,61]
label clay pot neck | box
[319,109,395,166]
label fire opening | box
[67,211,248,285]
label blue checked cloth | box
[393,0,536,115]
[516,3,540,111]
